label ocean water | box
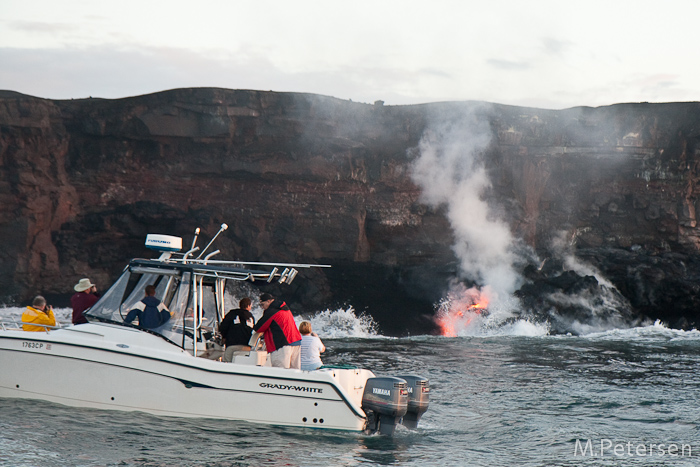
[1,307,699,466]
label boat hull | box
[0,325,368,431]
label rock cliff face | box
[1,88,699,334]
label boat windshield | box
[84,263,222,353]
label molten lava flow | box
[435,286,490,337]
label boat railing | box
[0,319,62,332]
[165,258,332,269]
[0,318,22,331]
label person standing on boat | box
[70,278,99,325]
[124,285,171,329]
[299,321,325,371]
[219,297,255,362]
[254,293,302,369]
[22,295,57,332]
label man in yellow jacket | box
[22,295,57,332]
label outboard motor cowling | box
[398,375,430,429]
[361,377,408,435]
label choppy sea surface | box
[1,306,699,466]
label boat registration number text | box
[22,341,44,349]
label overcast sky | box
[1,0,698,109]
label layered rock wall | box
[1,88,699,333]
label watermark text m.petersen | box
[574,439,693,458]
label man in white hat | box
[71,278,99,325]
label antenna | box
[267,267,279,283]
[190,227,201,251]
[182,228,201,263]
[197,223,228,259]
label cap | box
[259,293,274,302]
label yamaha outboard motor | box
[398,375,430,429]
[361,377,408,435]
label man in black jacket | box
[219,297,255,362]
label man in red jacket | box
[254,293,302,369]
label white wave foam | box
[0,306,72,325]
[579,320,700,341]
[226,289,382,338]
[295,306,381,339]
[453,314,550,337]
[491,319,550,337]
[1,304,382,339]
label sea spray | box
[577,320,697,341]
[227,285,381,338]
[296,306,380,338]
[0,306,72,325]
[0,303,382,339]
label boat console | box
[230,332,271,366]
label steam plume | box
[410,106,640,336]
[410,108,521,305]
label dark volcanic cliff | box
[1,88,700,334]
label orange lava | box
[435,289,489,337]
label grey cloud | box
[486,59,530,71]
[541,37,573,57]
[8,20,75,34]
[0,45,443,105]
[418,67,451,79]
[656,82,678,90]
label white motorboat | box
[0,225,429,435]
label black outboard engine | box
[398,375,430,429]
[361,377,408,435]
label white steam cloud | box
[546,230,638,333]
[550,230,613,287]
[410,110,521,304]
[410,110,638,336]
